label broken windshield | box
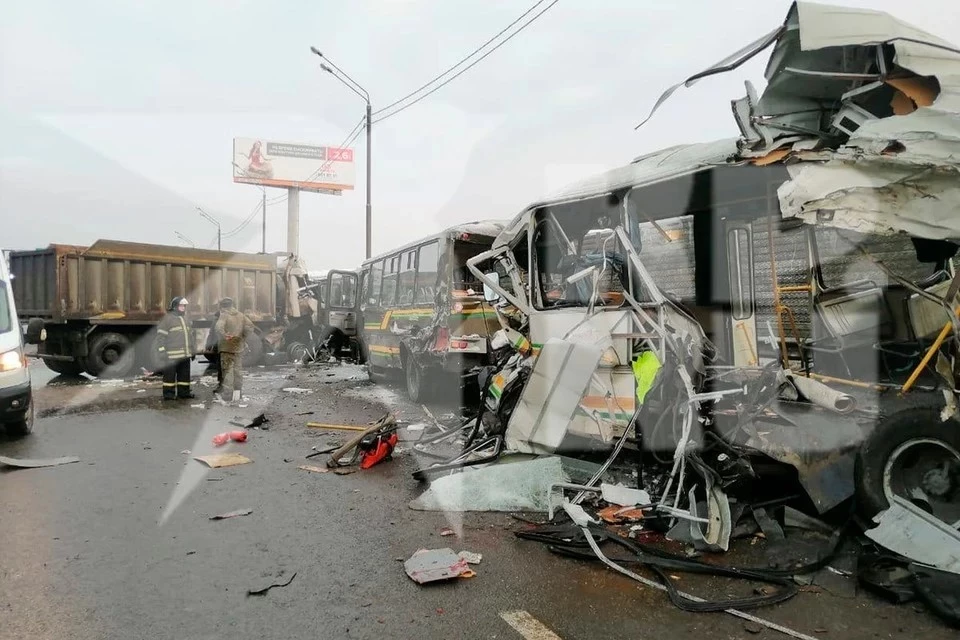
[532,204,627,310]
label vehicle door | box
[725,222,760,367]
[360,259,387,369]
[325,270,359,339]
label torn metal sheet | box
[744,405,862,514]
[505,339,603,455]
[779,162,960,241]
[0,455,80,469]
[409,455,567,513]
[865,495,960,575]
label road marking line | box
[500,611,564,640]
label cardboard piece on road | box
[404,548,473,584]
[210,508,254,520]
[0,455,80,469]
[194,453,253,468]
[298,464,329,474]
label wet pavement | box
[2,358,957,640]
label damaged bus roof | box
[495,0,960,250]
[365,219,506,264]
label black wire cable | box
[373,0,560,124]
[372,0,549,117]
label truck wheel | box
[6,403,35,438]
[44,359,84,377]
[287,342,309,364]
[85,332,136,378]
[243,336,264,367]
[855,407,960,525]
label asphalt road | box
[1,359,955,640]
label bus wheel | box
[405,355,431,403]
[856,407,960,525]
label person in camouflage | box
[214,297,255,402]
[157,297,195,400]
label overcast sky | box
[1,0,956,270]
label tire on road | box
[84,331,136,379]
[5,402,35,438]
[855,406,960,521]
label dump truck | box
[9,239,293,378]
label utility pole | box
[197,207,221,251]
[261,189,267,254]
[365,103,372,260]
[310,47,373,259]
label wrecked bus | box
[358,221,506,402]
[453,1,960,550]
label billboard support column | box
[261,189,267,254]
[287,187,300,258]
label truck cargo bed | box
[10,240,277,324]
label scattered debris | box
[247,572,297,596]
[864,496,960,575]
[439,528,456,537]
[282,387,313,394]
[305,445,340,459]
[212,430,248,446]
[298,464,330,474]
[306,422,367,432]
[406,423,427,432]
[404,548,474,584]
[180,450,191,455]
[458,551,483,565]
[410,456,566,512]
[210,508,254,520]
[0,455,80,469]
[194,453,252,468]
[191,404,206,409]
[333,467,357,476]
[230,413,269,429]
[326,413,396,468]
[600,484,651,507]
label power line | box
[372,0,548,117]
[301,115,366,184]
[222,199,264,239]
[373,0,560,124]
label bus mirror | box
[483,272,501,302]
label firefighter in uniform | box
[214,297,255,402]
[157,297,195,400]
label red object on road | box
[359,431,399,469]
[212,432,230,446]
[229,430,247,443]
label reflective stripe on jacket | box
[157,312,193,359]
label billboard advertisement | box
[232,137,355,193]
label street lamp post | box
[197,207,221,251]
[310,47,372,260]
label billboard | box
[232,137,355,193]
